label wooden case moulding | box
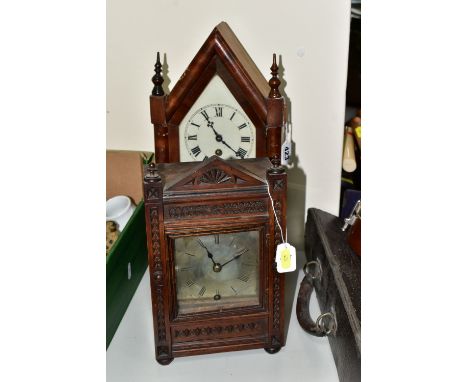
[150,21,286,167]
[143,157,287,364]
[144,21,288,365]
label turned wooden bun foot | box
[264,346,281,354]
[156,357,174,366]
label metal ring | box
[303,259,322,281]
[316,312,337,335]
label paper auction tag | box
[355,126,361,138]
[281,122,292,166]
[275,243,296,273]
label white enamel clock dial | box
[179,75,256,162]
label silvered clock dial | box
[174,230,260,315]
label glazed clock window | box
[178,75,257,162]
[174,231,260,315]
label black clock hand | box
[220,139,242,157]
[205,119,245,159]
[207,120,221,137]
[206,120,244,158]
[221,249,249,267]
[197,239,217,265]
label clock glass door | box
[174,230,260,315]
[179,75,256,162]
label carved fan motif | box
[199,169,232,184]
[163,156,267,192]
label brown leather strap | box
[296,275,327,337]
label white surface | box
[106,196,136,232]
[106,0,351,243]
[178,75,256,162]
[106,252,339,382]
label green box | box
[106,200,148,348]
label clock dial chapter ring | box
[184,104,255,161]
[174,231,260,314]
[206,118,244,158]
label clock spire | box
[152,52,164,96]
[268,53,281,99]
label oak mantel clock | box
[150,21,285,167]
[143,156,287,364]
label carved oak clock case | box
[143,156,287,365]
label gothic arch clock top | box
[150,21,285,167]
[144,22,288,365]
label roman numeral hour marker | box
[201,110,210,121]
[191,146,201,157]
[237,148,247,158]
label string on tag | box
[267,183,286,244]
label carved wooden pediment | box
[164,156,266,193]
[163,22,270,126]
[150,22,285,165]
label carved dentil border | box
[150,207,166,344]
[167,200,267,219]
[272,200,282,330]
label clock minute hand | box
[206,120,244,158]
[220,138,241,156]
[221,249,249,267]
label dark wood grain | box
[143,157,287,363]
[149,22,285,164]
[266,54,284,167]
[266,165,287,351]
[152,52,164,96]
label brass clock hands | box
[197,239,216,264]
[220,248,249,267]
[206,119,245,159]
[197,238,223,272]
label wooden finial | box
[152,52,164,96]
[144,162,161,182]
[268,53,281,99]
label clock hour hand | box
[197,239,217,265]
[221,248,249,267]
[207,120,222,140]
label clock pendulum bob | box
[143,157,287,364]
